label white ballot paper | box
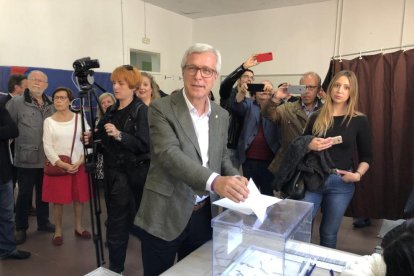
[213,178,281,222]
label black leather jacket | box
[96,97,150,168]
[219,64,248,149]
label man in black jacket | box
[219,54,260,169]
[0,74,27,107]
[0,105,30,260]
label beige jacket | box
[261,99,321,173]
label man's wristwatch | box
[116,131,122,141]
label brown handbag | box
[44,115,78,176]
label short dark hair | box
[52,87,75,101]
[8,74,27,93]
[382,219,414,276]
[243,69,254,77]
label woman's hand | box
[83,131,91,145]
[308,137,333,151]
[104,123,120,139]
[56,159,70,170]
[66,156,85,174]
[336,169,361,183]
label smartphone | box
[330,136,343,145]
[247,83,265,92]
[287,85,306,94]
[256,52,273,62]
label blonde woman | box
[96,92,116,121]
[303,70,372,249]
[42,87,91,246]
[136,72,160,105]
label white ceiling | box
[145,0,331,19]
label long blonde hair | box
[312,70,362,136]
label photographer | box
[88,65,150,273]
[232,80,280,195]
[219,54,260,169]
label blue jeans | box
[242,159,274,196]
[0,180,16,257]
[302,174,355,248]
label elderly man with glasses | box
[6,70,56,245]
[261,72,323,176]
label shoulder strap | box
[126,101,143,131]
[69,114,78,159]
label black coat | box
[96,97,150,168]
[272,135,335,192]
[0,105,18,184]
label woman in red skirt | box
[42,87,90,246]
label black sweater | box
[304,114,372,170]
[0,105,18,184]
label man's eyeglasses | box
[184,65,216,78]
[53,96,68,101]
[305,85,319,90]
[28,78,47,83]
[123,65,134,71]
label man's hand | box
[243,54,260,69]
[236,83,249,102]
[213,176,249,203]
[308,137,333,151]
[271,84,289,102]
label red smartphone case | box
[256,52,273,62]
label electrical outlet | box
[142,37,150,44]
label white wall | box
[0,0,192,93]
[1,0,413,95]
[193,0,414,96]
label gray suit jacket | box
[135,91,238,241]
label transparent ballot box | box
[211,199,313,275]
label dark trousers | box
[15,167,49,230]
[139,200,212,276]
[0,180,16,257]
[242,159,274,196]
[105,162,149,273]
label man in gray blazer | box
[135,43,249,275]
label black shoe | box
[37,222,55,233]
[0,250,31,260]
[15,230,26,245]
[353,218,372,228]
[28,206,37,216]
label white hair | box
[181,43,221,74]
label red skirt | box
[42,165,90,204]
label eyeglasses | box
[241,75,255,81]
[123,65,134,70]
[28,78,47,83]
[54,96,68,101]
[184,65,216,78]
[305,85,319,90]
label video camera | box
[73,57,100,91]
